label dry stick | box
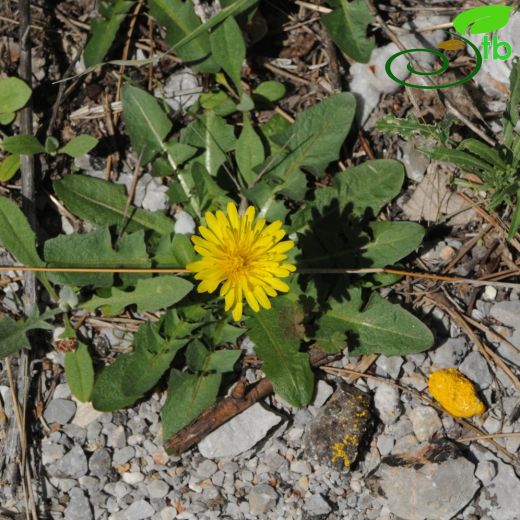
[105,0,144,179]
[2,265,520,289]
[322,366,517,464]
[5,2,39,519]
[457,192,520,254]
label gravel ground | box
[3,285,520,519]
[2,2,520,519]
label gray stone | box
[55,446,88,479]
[124,499,155,520]
[409,406,442,442]
[64,487,93,520]
[475,460,497,485]
[374,383,401,425]
[114,481,131,498]
[430,337,467,368]
[478,461,520,519]
[54,383,72,399]
[89,448,111,477]
[42,439,65,466]
[459,351,493,388]
[289,459,312,475]
[196,460,217,479]
[369,456,479,520]
[44,399,77,425]
[113,446,135,466]
[198,403,281,458]
[304,494,331,516]
[248,484,278,515]
[490,300,520,328]
[62,424,87,445]
[375,355,404,379]
[147,479,169,499]
[376,434,395,456]
[78,476,100,495]
[122,472,144,484]
[312,380,334,408]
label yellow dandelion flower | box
[186,202,296,321]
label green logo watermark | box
[385,5,514,89]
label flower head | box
[187,203,296,320]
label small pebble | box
[44,399,77,425]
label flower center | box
[227,254,248,276]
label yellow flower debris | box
[428,368,486,418]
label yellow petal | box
[254,286,271,309]
[245,289,260,312]
[232,300,243,321]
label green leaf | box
[64,344,94,402]
[121,324,188,396]
[44,228,150,287]
[423,147,494,174]
[248,296,314,407]
[457,139,506,169]
[271,92,356,175]
[121,83,173,165]
[0,77,31,116]
[361,221,424,267]
[82,276,193,315]
[60,135,98,157]
[84,0,136,68]
[236,119,265,187]
[91,353,143,411]
[200,90,237,116]
[505,58,520,147]
[317,289,433,355]
[2,135,44,155]
[148,0,217,72]
[180,111,236,176]
[154,233,197,268]
[253,81,286,103]
[322,0,375,63]
[0,310,55,358]
[164,141,198,166]
[0,154,20,182]
[509,188,520,239]
[336,159,405,218]
[206,349,241,372]
[0,196,52,293]
[186,340,209,372]
[256,92,356,214]
[0,315,31,358]
[191,163,229,212]
[53,175,175,234]
[162,369,221,439]
[44,136,60,153]
[0,112,15,125]
[210,16,245,90]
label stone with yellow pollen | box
[303,384,371,471]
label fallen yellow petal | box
[437,39,466,51]
[429,368,486,418]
